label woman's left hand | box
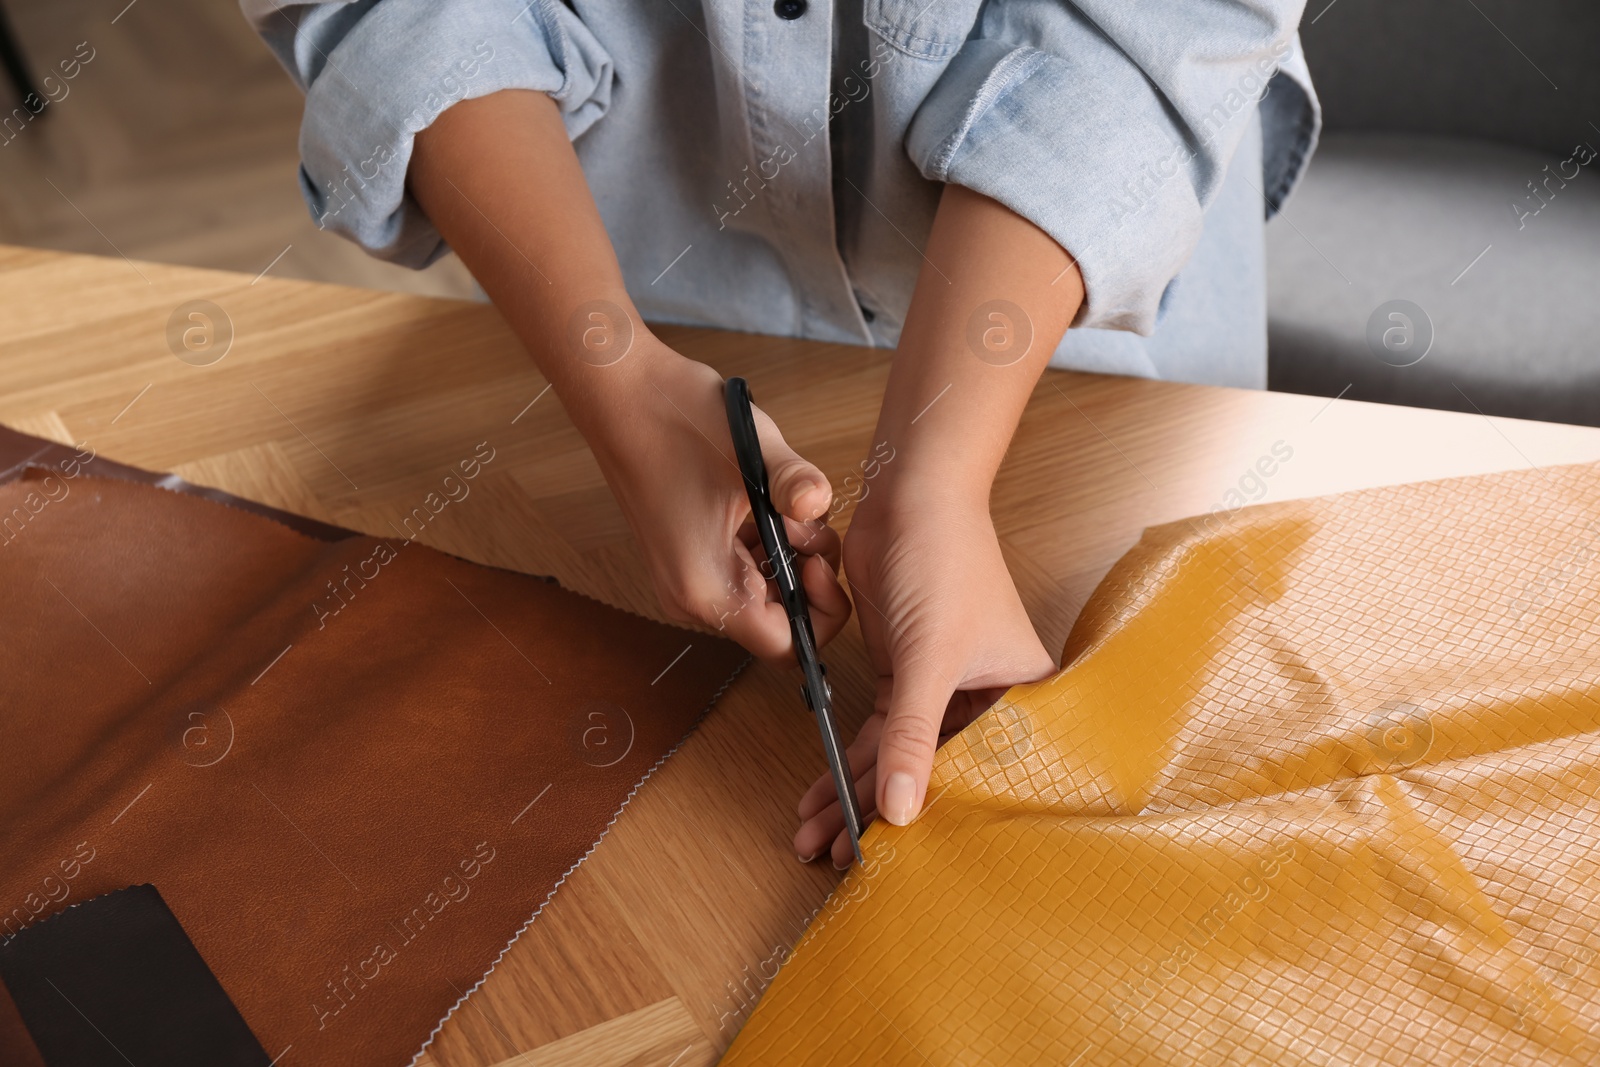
[792,481,1056,868]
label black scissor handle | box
[724,377,809,627]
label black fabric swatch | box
[0,885,270,1067]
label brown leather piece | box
[0,425,353,542]
[0,430,747,1064]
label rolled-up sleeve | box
[240,0,614,267]
[903,0,1318,335]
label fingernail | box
[833,856,851,871]
[882,772,919,826]
[797,851,818,864]
[794,479,821,501]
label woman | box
[244,0,1319,868]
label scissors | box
[724,377,865,866]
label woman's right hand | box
[408,91,848,660]
[581,338,852,662]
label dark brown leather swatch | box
[0,884,271,1067]
[0,427,748,1064]
[0,425,353,541]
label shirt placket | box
[736,0,872,344]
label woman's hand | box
[792,482,1054,867]
[789,183,1083,867]
[587,341,852,662]
[409,91,849,662]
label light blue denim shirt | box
[242,0,1319,387]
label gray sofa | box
[1266,0,1600,426]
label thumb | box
[875,658,954,826]
[752,408,832,522]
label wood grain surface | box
[5,245,1600,1067]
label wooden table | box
[6,244,1599,1067]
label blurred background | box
[0,0,479,300]
[1264,0,1600,427]
[0,0,1595,423]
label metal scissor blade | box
[804,666,864,866]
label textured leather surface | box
[0,430,748,1065]
[723,462,1600,1066]
[0,884,270,1066]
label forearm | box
[873,184,1083,507]
[408,89,664,447]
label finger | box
[825,771,882,870]
[876,658,954,827]
[795,715,882,861]
[794,765,879,863]
[801,552,852,647]
[798,714,882,821]
[785,516,841,571]
[794,689,1019,827]
[739,511,839,573]
[715,537,795,661]
[753,408,833,522]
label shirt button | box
[774,0,807,19]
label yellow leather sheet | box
[723,462,1600,1066]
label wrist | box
[558,340,716,473]
[854,456,993,532]
[866,361,1006,520]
